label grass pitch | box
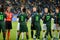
[0,20,59,40]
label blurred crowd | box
[5,0,60,13]
[0,0,60,21]
[0,0,59,14]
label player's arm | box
[4,12,7,21]
[17,14,20,21]
[26,13,31,22]
[42,14,46,21]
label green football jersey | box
[17,13,28,32]
[56,12,60,24]
[33,13,41,23]
[17,13,27,23]
[57,12,60,21]
[44,13,52,23]
[0,12,6,21]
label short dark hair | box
[22,7,26,12]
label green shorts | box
[34,23,41,31]
[19,22,28,32]
[46,23,51,31]
[0,21,6,32]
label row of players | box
[0,5,60,40]
[16,6,60,40]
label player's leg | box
[16,31,21,40]
[2,22,6,40]
[21,32,24,40]
[44,30,48,38]
[16,28,21,40]
[31,25,34,38]
[56,24,60,36]
[52,24,56,36]
[44,24,49,38]
[35,30,40,39]
[59,31,60,39]
[16,22,24,40]
[26,32,29,40]
[57,25,60,40]
[16,22,21,40]
[35,25,41,39]
[26,25,29,40]
[42,24,46,40]
[42,24,46,36]
[44,30,48,40]
[16,22,20,39]
[49,28,53,40]
[49,23,53,38]
[3,31,6,40]
[59,25,60,39]
[7,29,10,40]
[31,30,33,38]
[6,21,12,40]
[59,33,60,39]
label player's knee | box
[52,30,55,32]
[17,31,20,35]
[17,30,19,32]
[43,30,45,32]
[57,30,59,32]
[26,32,28,35]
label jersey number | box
[0,15,3,20]
[46,16,50,21]
[36,16,39,21]
[21,16,24,21]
